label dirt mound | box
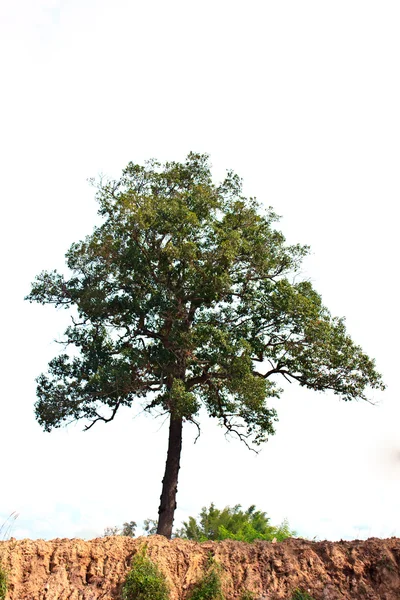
[1,535,400,599]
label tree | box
[121,521,137,537]
[143,518,158,535]
[176,503,295,542]
[103,525,121,537]
[26,152,385,538]
[103,520,137,537]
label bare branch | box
[83,399,122,431]
[207,379,258,454]
[187,416,201,443]
[143,396,161,412]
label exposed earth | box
[1,535,400,599]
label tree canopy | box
[26,152,385,537]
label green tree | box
[121,521,137,537]
[176,503,295,542]
[26,153,385,538]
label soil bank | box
[1,535,400,599]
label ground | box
[1,535,400,599]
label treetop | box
[26,152,385,446]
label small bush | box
[122,545,169,600]
[0,563,8,600]
[188,556,224,600]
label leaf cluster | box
[176,503,295,543]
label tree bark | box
[157,413,183,538]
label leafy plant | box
[187,555,224,600]
[176,503,295,542]
[0,563,7,600]
[122,545,169,600]
[291,590,315,600]
[239,591,256,600]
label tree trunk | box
[157,413,183,538]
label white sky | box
[1,0,399,543]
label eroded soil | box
[1,535,400,599]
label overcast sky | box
[1,0,399,543]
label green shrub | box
[291,589,315,600]
[187,556,224,600]
[176,503,296,543]
[0,563,8,600]
[122,545,169,600]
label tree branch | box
[187,416,201,443]
[84,398,122,431]
[207,380,258,454]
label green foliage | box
[187,556,224,600]
[26,152,384,442]
[291,590,315,600]
[176,503,296,543]
[0,563,7,600]
[122,545,169,600]
[239,591,256,600]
